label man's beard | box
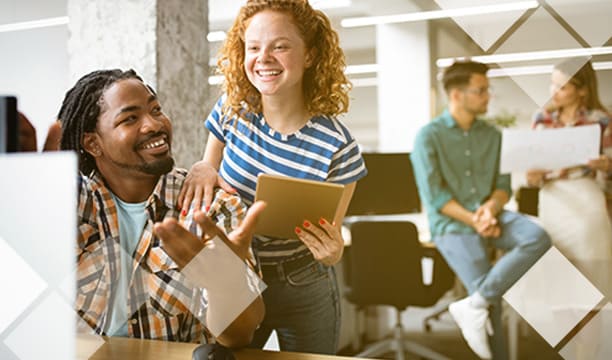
[111,155,174,176]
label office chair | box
[516,187,539,217]
[345,221,455,360]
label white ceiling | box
[208,0,423,53]
[208,0,421,28]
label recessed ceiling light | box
[436,46,612,67]
[341,1,538,28]
[0,16,69,33]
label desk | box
[80,336,368,360]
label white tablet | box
[254,173,345,239]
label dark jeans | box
[250,261,341,354]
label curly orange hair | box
[217,0,351,120]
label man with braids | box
[178,0,367,354]
[59,69,265,347]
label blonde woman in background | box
[526,58,611,359]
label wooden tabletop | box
[80,336,369,360]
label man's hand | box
[155,201,267,348]
[177,160,237,216]
[472,200,501,238]
[154,201,267,267]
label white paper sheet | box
[500,125,601,173]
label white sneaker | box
[449,296,493,359]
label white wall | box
[0,0,69,150]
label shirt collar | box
[440,109,457,128]
[551,107,590,125]
[440,109,486,130]
[87,170,178,216]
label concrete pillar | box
[67,0,210,168]
[376,22,431,152]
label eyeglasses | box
[462,86,493,96]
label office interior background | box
[1,0,611,358]
[2,0,611,159]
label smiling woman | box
[179,0,367,355]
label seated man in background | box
[411,60,551,360]
[59,69,265,347]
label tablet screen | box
[254,174,344,239]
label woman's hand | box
[588,154,611,172]
[294,218,344,266]
[526,169,549,187]
[178,160,236,215]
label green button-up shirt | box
[411,109,511,236]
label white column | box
[376,22,431,152]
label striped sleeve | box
[327,120,367,184]
[205,96,227,144]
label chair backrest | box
[345,221,454,310]
[516,186,539,216]
[346,152,421,216]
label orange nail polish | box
[181,209,187,216]
[319,218,325,225]
[303,220,310,228]
[205,205,210,212]
[295,227,301,234]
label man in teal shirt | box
[411,61,550,360]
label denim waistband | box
[260,253,316,279]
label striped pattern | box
[75,168,247,342]
[205,96,367,262]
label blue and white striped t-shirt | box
[205,96,367,263]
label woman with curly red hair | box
[180,0,366,354]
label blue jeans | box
[434,210,551,360]
[250,261,341,354]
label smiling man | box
[58,69,265,347]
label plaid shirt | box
[75,168,247,342]
[532,107,609,131]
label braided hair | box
[58,69,143,174]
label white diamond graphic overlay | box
[3,292,75,360]
[181,236,266,337]
[559,302,612,360]
[75,317,106,360]
[434,0,533,51]
[491,7,586,109]
[503,247,604,347]
[547,0,612,47]
[0,235,47,334]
